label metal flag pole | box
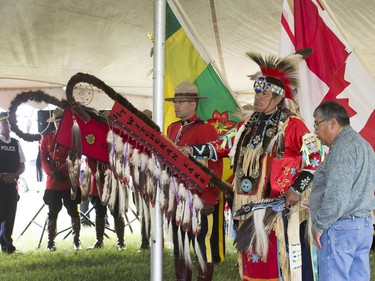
[151,0,166,280]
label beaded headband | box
[247,49,312,99]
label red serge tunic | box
[40,132,71,190]
[166,115,223,205]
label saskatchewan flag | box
[165,0,240,183]
[165,0,240,133]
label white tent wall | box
[0,88,64,112]
[0,87,153,113]
[0,0,374,111]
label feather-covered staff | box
[67,157,81,200]
[142,195,150,238]
[167,176,178,242]
[191,194,205,271]
[175,183,187,258]
[117,181,126,217]
[140,152,149,173]
[107,171,118,213]
[183,188,193,269]
[115,134,125,178]
[123,141,132,183]
[151,157,162,206]
[137,152,150,196]
[146,156,159,207]
[106,130,116,168]
[117,141,132,216]
[101,169,112,205]
[80,164,91,201]
[95,162,103,199]
[130,148,141,190]
[135,191,142,218]
[125,183,130,213]
[8,90,65,142]
[67,117,82,200]
[159,169,170,213]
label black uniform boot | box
[197,262,214,281]
[46,219,57,252]
[87,215,105,250]
[139,215,150,250]
[174,258,192,281]
[71,217,82,250]
[114,217,125,251]
[87,217,105,250]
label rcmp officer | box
[0,112,25,254]
[39,107,82,251]
[166,81,225,281]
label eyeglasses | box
[171,99,195,105]
[313,118,329,129]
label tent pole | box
[151,0,166,280]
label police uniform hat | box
[0,112,9,122]
[47,107,64,122]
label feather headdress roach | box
[247,49,313,99]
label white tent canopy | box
[1,0,374,111]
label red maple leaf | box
[207,110,237,136]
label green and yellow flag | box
[165,0,240,182]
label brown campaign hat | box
[165,81,208,101]
[46,107,64,122]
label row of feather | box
[67,126,208,271]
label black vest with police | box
[0,138,20,173]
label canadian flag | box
[280,0,375,150]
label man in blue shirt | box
[310,101,375,280]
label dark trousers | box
[90,196,107,218]
[90,195,121,220]
[0,183,18,250]
[43,189,80,220]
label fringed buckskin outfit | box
[189,50,323,280]
[193,107,322,280]
[233,108,320,280]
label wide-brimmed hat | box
[47,108,64,122]
[142,109,152,118]
[165,81,208,101]
[0,112,8,122]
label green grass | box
[0,230,239,281]
[1,226,375,280]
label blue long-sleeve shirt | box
[311,126,375,233]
